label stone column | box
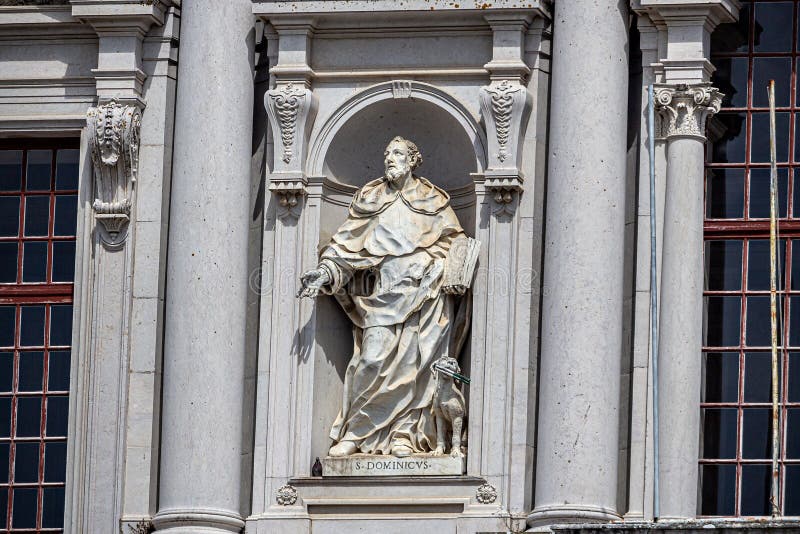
[528,0,629,526]
[655,84,721,519]
[152,1,254,533]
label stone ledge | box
[550,519,800,534]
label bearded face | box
[384,140,413,186]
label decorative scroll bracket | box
[265,82,317,215]
[86,98,142,243]
[479,78,531,212]
[654,83,722,141]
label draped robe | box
[319,175,468,455]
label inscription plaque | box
[322,454,466,477]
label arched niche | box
[308,81,484,462]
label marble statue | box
[299,136,477,459]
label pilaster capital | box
[483,13,533,82]
[633,0,740,83]
[73,0,174,104]
[267,17,316,86]
[86,98,142,243]
[654,83,722,140]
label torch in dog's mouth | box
[432,359,471,385]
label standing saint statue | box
[299,136,477,458]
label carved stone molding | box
[655,83,722,140]
[266,82,317,172]
[476,483,498,504]
[486,81,519,163]
[266,82,317,214]
[634,1,738,84]
[268,83,306,165]
[269,176,306,220]
[391,80,413,99]
[480,80,531,171]
[485,174,523,203]
[72,0,171,105]
[275,484,298,506]
[86,99,141,241]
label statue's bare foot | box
[391,444,413,457]
[329,440,357,457]
[450,448,464,459]
[432,445,445,456]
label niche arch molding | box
[306,80,488,180]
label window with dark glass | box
[704,0,800,516]
[0,140,78,532]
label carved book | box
[444,236,480,289]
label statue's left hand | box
[298,267,330,298]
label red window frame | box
[0,138,79,533]
[704,0,800,517]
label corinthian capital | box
[86,99,141,242]
[655,83,722,140]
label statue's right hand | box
[298,267,330,298]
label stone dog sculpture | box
[432,356,466,458]
[298,136,478,459]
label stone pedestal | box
[528,0,629,527]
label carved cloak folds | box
[320,175,469,455]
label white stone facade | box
[1,0,798,533]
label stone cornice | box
[253,0,549,18]
[633,0,739,25]
[71,0,171,31]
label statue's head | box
[384,136,423,186]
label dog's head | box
[432,356,461,378]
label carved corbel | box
[480,80,531,170]
[479,79,531,212]
[86,99,141,242]
[655,83,722,140]
[266,82,317,213]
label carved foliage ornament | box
[479,79,531,213]
[268,83,307,165]
[276,484,298,506]
[655,84,722,140]
[476,483,498,504]
[483,80,522,163]
[86,99,141,239]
